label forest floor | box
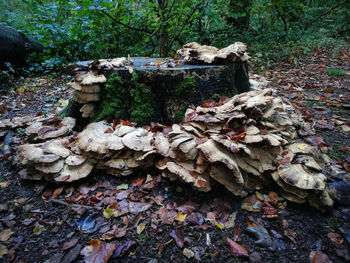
[0,47,349,263]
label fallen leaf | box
[129,201,152,214]
[0,245,8,258]
[51,187,64,198]
[76,214,107,233]
[102,225,127,240]
[80,239,116,263]
[211,221,224,230]
[175,212,187,222]
[183,248,194,258]
[284,228,297,243]
[0,229,13,241]
[116,184,128,190]
[328,232,344,247]
[62,238,79,251]
[33,224,44,235]
[226,237,249,257]
[306,136,325,146]
[0,181,10,188]
[176,201,199,214]
[136,223,145,234]
[309,250,332,263]
[169,229,185,248]
[132,178,145,187]
[341,125,350,132]
[241,195,262,212]
[103,209,115,219]
[267,192,279,207]
[112,240,137,258]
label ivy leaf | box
[80,239,116,263]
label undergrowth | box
[93,72,153,125]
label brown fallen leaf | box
[310,250,332,263]
[51,187,64,199]
[0,229,13,242]
[0,245,8,258]
[226,237,249,257]
[284,228,297,243]
[62,238,79,251]
[80,239,116,263]
[327,232,344,248]
[169,229,185,248]
[102,225,127,240]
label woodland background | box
[0,0,349,72]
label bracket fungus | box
[177,42,249,64]
[16,88,350,209]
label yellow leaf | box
[33,224,44,235]
[103,209,115,219]
[136,223,145,234]
[128,66,134,74]
[341,125,350,132]
[255,191,264,201]
[0,245,8,258]
[211,221,224,230]
[0,181,10,188]
[0,229,13,241]
[175,212,187,222]
[116,184,128,190]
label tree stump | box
[66,57,250,126]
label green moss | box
[93,72,128,122]
[176,106,187,122]
[130,72,154,125]
[212,93,221,102]
[174,76,196,97]
[93,72,153,125]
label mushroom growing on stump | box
[16,88,347,210]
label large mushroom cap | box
[278,164,326,190]
[42,138,71,158]
[68,81,101,93]
[54,161,94,182]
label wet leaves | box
[327,232,344,247]
[226,237,249,257]
[80,239,115,263]
[0,229,13,241]
[112,240,137,258]
[309,250,332,263]
[102,225,127,240]
[169,229,185,248]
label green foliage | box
[0,0,348,71]
[174,76,196,97]
[93,72,153,125]
[324,68,347,76]
[93,72,127,122]
[130,72,154,125]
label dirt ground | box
[0,48,349,263]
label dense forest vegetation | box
[0,0,349,71]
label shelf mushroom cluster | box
[15,89,341,208]
[67,57,127,119]
[177,42,250,64]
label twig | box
[99,9,152,34]
[167,2,200,50]
[50,198,103,210]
